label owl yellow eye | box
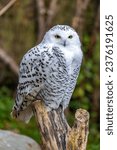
[55,34,61,39]
[68,35,73,39]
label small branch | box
[0,48,19,75]
[0,0,17,16]
[33,100,89,150]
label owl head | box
[43,25,81,47]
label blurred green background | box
[0,0,100,149]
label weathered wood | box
[66,109,89,150]
[33,100,89,150]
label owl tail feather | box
[11,105,33,124]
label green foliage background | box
[0,0,99,149]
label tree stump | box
[33,100,89,150]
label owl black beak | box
[63,40,66,47]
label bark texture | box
[33,100,89,150]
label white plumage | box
[11,25,83,123]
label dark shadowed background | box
[0,0,100,149]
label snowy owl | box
[11,25,83,123]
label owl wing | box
[17,46,45,100]
[11,44,55,122]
